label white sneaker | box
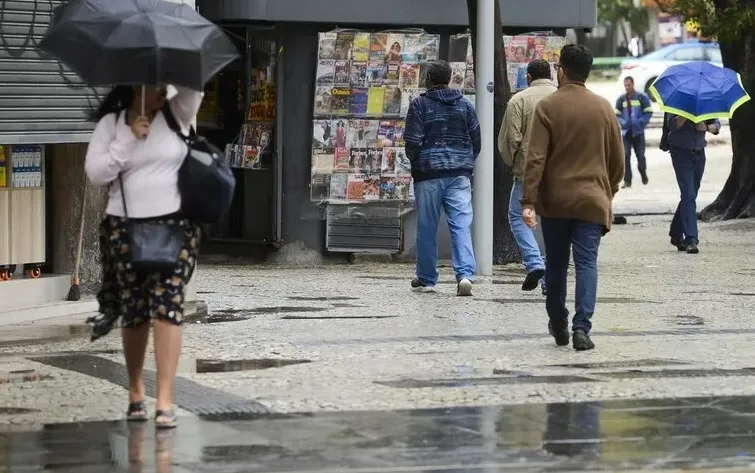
[411,278,435,293]
[457,278,473,297]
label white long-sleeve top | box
[85,86,202,219]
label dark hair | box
[88,86,133,122]
[624,76,634,84]
[559,44,593,83]
[425,59,452,87]
[527,59,551,81]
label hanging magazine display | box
[310,29,440,202]
[448,32,566,99]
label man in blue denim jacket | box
[666,114,720,254]
[404,60,481,296]
[615,77,653,187]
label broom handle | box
[73,179,87,278]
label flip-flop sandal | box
[155,410,177,429]
[126,402,148,422]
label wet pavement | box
[4,395,755,472]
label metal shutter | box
[0,0,101,145]
[326,204,402,253]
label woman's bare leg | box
[122,324,151,405]
[153,319,182,414]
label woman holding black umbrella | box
[85,84,203,428]
[39,0,239,429]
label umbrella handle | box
[141,86,145,116]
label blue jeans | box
[623,132,647,183]
[669,147,706,244]
[509,181,545,282]
[414,176,476,285]
[541,218,603,334]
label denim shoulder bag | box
[118,173,185,277]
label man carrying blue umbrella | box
[614,76,653,188]
[665,115,720,254]
[649,60,750,254]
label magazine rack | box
[0,144,46,281]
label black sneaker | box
[522,269,545,291]
[548,321,570,347]
[641,174,649,185]
[573,330,595,351]
[622,181,632,189]
[410,278,435,293]
[670,237,686,251]
[686,242,699,254]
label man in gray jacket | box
[498,59,556,293]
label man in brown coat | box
[521,44,624,351]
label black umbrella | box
[38,0,239,90]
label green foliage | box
[659,0,755,42]
[598,0,650,38]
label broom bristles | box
[66,276,81,301]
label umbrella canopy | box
[38,0,239,91]
[648,61,750,123]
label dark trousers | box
[542,218,603,334]
[623,132,647,184]
[669,147,706,244]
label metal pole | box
[473,0,495,276]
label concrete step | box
[0,299,97,326]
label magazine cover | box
[350,61,367,87]
[448,34,469,62]
[349,148,369,172]
[383,87,402,116]
[394,119,405,147]
[367,59,387,85]
[369,33,388,60]
[450,62,466,89]
[310,173,331,200]
[367,87,385,115]
[381,147,398,174]
[312,148,335,173]
[367,148,382,172]
[331,119,348,148]
[363,174,381,200]
[243,146,260,168]
[380,176,397,200]
[334,147,351,170]
[241,122,273,147]
[347,119,378,148]
[334,60,351,86]
[385,63,400,85]
[400,88,422,116]
[346,173,366,200]
[349,87,368,115]
[400,63,420,88]
[334,32,355,60]
[464,64,475,90]
[329,172,348,200]
[419,34,440,61]
[402,34,421,62]
[386,34,404,63]
[352,32,370,61]
[316,59,335,85]
[394,176,413,200]
[330,87,351,115]
[395,147,411,175]
[377,120,396,147]
[318,32,337,59]
[312,119,335,148]
[419,62,430,86]
[314,87,332,116]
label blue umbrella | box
[648,61,750,123]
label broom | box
[67,180,87,301]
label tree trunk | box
[467,0,520,264]
[699,29,755,221]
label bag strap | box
[118,173,129,219]
[161,103,197,144]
